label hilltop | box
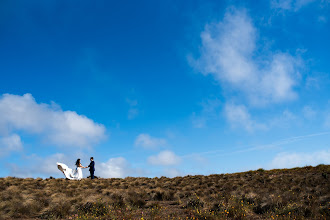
[0,165,329,219]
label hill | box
[0,165,329,219]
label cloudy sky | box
[0,0,330,178]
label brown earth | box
[0,165,329,219]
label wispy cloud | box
[318,15,328,23]
[98,157,134,178]
[8,153,69,178]
[0,93,106,148]
[224,103,267,132]
[192,99,221,128]
[234,131,330,154]
[8,153,139,179]
[268,109,298,129]
[269,150,330,168]
[163,168,183,178]
[0,134,23,157]
[181,131,330,158]
[148,150,181,166]
[128,108,139,120]
[271,0,316,11]
[126,98,139,120]
[302,106,316,119]
[221,131,330,157]
[134,133,167,150]
[190,8,302,106]
[325,112,330,128]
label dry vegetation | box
[0,165,329,219]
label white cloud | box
[272,0,293,10]
[0,93,106,148]
[302,106,316,119]
[191,9,301,106]
[9,153,135,179]
[294,0,316,9]
[266,109,301,129]
[37,153,71,175]
[192,99,221,128]
[163,168,183,178]
[318,15,327,23]
[9,153,70,178]
[128,108,139,120]
[305,76,320,89]
[325,113,330,128]
[9,164,33,178]
[271,0,316,11]
[192,113,207,128]
[270,150,330,168]
[126,98,139,120]
[134,133,167,149]
[282,109,296,121]
[148,150,181,166]
[98,157,132,178]
[224,103,266,132]
[0,134,23,157]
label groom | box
[87,157,95,179]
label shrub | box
[0,165,329,219]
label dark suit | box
[88,161,95,179]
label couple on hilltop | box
[57,157,95,180]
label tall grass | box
[0,164,329,219]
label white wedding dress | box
[57,162,83,180]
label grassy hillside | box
[0,165,329,219]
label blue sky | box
[0,0,329,178]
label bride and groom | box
[57,157,95,180]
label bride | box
[57,159,87,180]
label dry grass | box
[0,164,329,219]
